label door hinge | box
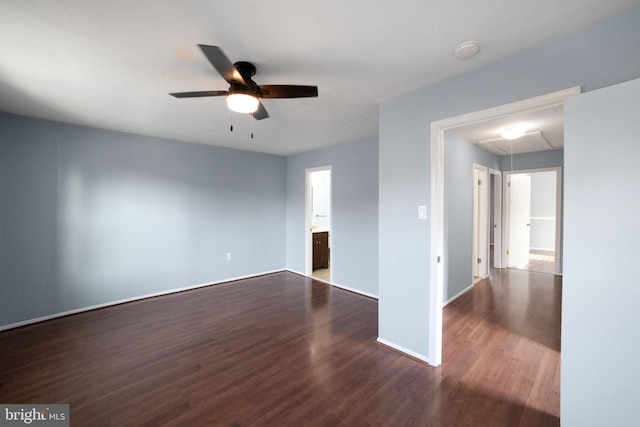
[477,258,482,264]
[437,256,441,263]
[478,179,482,185]
[506,250,510,255]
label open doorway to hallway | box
[430,87,578,366]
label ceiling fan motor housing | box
[234,61,257,78]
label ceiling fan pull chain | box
[251,113,255,139]
[230,112,234,132]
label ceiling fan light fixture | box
[501,126,526,140]
[227,93,259,114]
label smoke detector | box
[454,41,480,59]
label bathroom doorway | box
[305,167,332,281]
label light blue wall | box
[444,132,499,301]
[379,6,640,362]
[500,148,563,171]
[563,77,640,427]
[0,113,286,328]
[286,137,379,297]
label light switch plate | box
[418,205,427,220]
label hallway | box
[443,267,562,425]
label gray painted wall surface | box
[444,132,499,301]
[286,137,379,297]
[379,6,640,362]
[0,113,286,327]
[563,77,640,427]
[500,149,563,171]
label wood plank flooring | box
[0,269,561,426]
[523,249,556,274]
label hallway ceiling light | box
[501,126,526,140]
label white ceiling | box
[449,104,565,156]
[1,1,637,156]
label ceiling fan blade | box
[198,44,247,86]
[170,90,228,98]
[253,101,269,120]
[258,85,318,99]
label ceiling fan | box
[170,45,318,120]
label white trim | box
[490,169,503,269]
[472,163,490,279]
[443,282,476,307]
[0,269,286,332]
[429,86,580,367]
[330,281,379,300]
[376,337,431,365]
[554,167,563,276]
[285,268,379,300]
[429,122,445,367]
[286,267,308,277]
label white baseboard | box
[443,281,476,307]
[0,269,286,332]
[331,282,378,300]
[286,268,307,277]
[285,269,378,300]
[376,337,432,365]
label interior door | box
[507,173,531,268]
[472,165,489,278]
[491,170,503,269]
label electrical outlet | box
[226,252,232,261]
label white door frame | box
[504,173,533,268]
[305,165,332,277]
[490,168,503,269]
[429,86,579,366]
[472,163,489,279]
[502,167,563,275]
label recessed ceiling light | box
[454,41,480,59]
[501,126,526,140]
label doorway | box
[472,164,489,280]
[305,167,332,281]
[473,165,502,281]
[504,168,562,275]
[429,86,579,366]
[489,169,503,269]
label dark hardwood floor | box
[0,269,561,426]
